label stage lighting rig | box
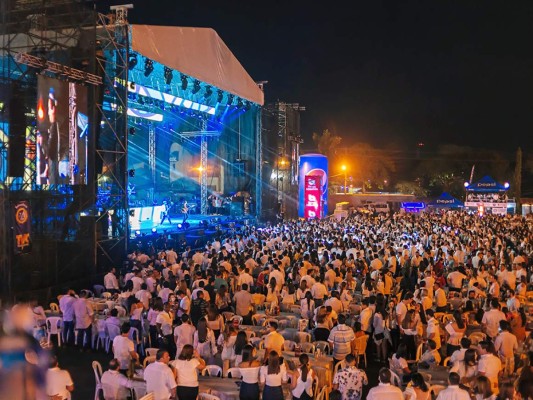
[129,127,136,135]
[192,80,201,94]
[204,86,213,99]
[128,169,135,177]
[164,66,173,84]
[128,53,137,70]
[244,101,251,111]
[144,58,154,77]
[180,74,188,90]
[236,98,244,109]
[227,94,234,106]
[217,90,223,103]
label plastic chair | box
[227,367,242,378]
[106,324,121,353]
[231,315,243,325]
[138,393,155,400]
[468,332,486,346]
[300,342,315,354]
[419,371,432,383]
[443,356,451,366]
[128,327,144,356]
[294,331,311,344]
[415,342,423,361]
[353,335,369,368]
[315,341,331,355]
[143,355,156,369]
[92,360,104,400]
[202,364,223,377]
[250,337,263,348]
[93,319,107,350]
[333,359,347,376]
[115,305,127,317]
[46,316,63,347]
[101,291,113,300]
[251,313,264,326]
[49,303,60,313]
[284,340,296,351]
[145,347,159,358]
[316,386,328,400]
[222,311,235,322]
[263,317,279,327]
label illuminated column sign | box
[304,175,322,219]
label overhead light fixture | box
[164,66,173,85]
[192,80,201,94]
[204,86,213,99]
[128,169,135,177]
[128,53,137,70]
[217,90,223,103]
[144,58,154,77]
[151,227,157,234]
[227,94,234,106]
[180,74,188,90]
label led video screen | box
[36,76,88,185]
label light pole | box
[341,165,347,194]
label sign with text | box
[304,175,322,219]
[13,200,32,254]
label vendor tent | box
[429,192,464,208]
[467,175,507,192]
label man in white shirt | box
[328,314,355,364]
[59,288,77,345]
[477,340,502,394]
[425,309,441,351]
[366,368,403,400]
[359,298,373,335]
[506,289,520,312]
[46,355,74,400]
[173,314,196,357]
[311,277,328,306]
[112,322,139,371]
[234,284,254,324]
[436,372,470,400]
[104,267,120,293]
[450,337,471,366]
[433,282,447,312]
[237,267,254,290]
[73,290,94,350]
[101,358,134,400]
[482,298,506,340]
[263,321,285,355]
[396,293,413,328]
[176,290,190,318]
[143,350,177,400]
[157,302,175,358]
[135,283,152,310]
[494,320,518,377]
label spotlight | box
[180,74,188,90]
[177,223,183,229]
[128,53,137,70]
[151,227,157,234]
[236,98,244,108]
[227,94,234,106]
[129,127,136,135]
[192,80,201,94]
[164,66,173,85]
[144,58,154,77]
[464,182,469,188]
[504,182,510,189]
[217,90,223,103]
[244,101,251,111]
[129,209,135,217]
[204,86,213,99]
[128,169,135,177]
[135,230,141,236]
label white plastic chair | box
[315,341,331,354]
[202,364,223,377]
[106,324,121,353]
[145,347,159,358]
[138,393,155,400]
[316,386,328,400]
[226,367,242,378]
[115,305,127,317]
[101,291,112,300]
[231,315,243,325]
[353,335,369,368]
[294,331,311,343]
[49,303,60,313]
[222,311,235,322]
[46,316,63,347]
[128,327,144,356]
[300,342,315,354]
[251,313,265,326]
[284,340,296,351]
[333,359,347,375]
[92,360,103,400]
[93,319,107,350]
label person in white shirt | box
[425,309,441,351]
[104,267,120,293]
[311,278,328,306]
[366,368,403,400]
[482,298,506,340]
[506,289,520,312]
[259,350,289,400]
[332,353,367,400]
[101,358,134,400]
[73,290,94,350]
[436,372,471,400]
[46,355,74,400]
[144,350,178,400]
[359,298,373,334]
[173,314,196,357]
[450,337,471,366]
[112,323,139,371]
[477,341,502,394]
[494,320,518,377]
[59,289,77,345]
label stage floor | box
[134,213,251,235]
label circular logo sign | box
[15,206,28,224]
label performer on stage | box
[181,200,189,224]
[160,200,172,225]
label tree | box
[395,181,428,197]
[312,129,342,160]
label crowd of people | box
[3,210,533,400]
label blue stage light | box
[151,227,157,234]
[135,230,141,236]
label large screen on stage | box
[36,76,88,185]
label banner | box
[13,200,32,254]
[304,175,322,219]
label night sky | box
[97,0,533,152]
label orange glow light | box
[37,99,45,120]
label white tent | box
[131,25,264,105]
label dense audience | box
[3,210,533,400]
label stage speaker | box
[7,87,27,177]
[230,202,243,216]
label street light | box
[341,165,347,194]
